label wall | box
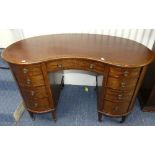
[23,29,155,49]
[0,29,24,48]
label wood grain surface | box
[2,34,154,67]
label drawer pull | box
[121,82,126,88]
[34,103,38,107]
[23,68,28,74]
[113,106,118,111]
[90,64,95,69]
[118,94,123,100]
[124,71,129,77]
[118,94,123,97]
[57,64,63,68]
[26,79,31,85]
[31,91,35,96]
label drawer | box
[11,64,42,77]
[46,59,105,73]
[104,88,134,102]
[106,77,138,90]
[20,86,48,100]
[109,67,140,78]
[26,97,51,111]
[18,74,45,87]
[102,100,130,115]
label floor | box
[0,49,155,126]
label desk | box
[1,34,154,123]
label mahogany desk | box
[1,34,154,123]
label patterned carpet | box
[0,49,155,126]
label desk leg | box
[98,112,102,122]
[61,76,64,89]
[95,75,97,90]
[120,116,127,123]
[28,111,35,121]
[51,111,56,122]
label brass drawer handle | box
[118,94,123,100]
[23,68,28,74]
[118,94,123,97]
[113,106,118,111]
[34,103,38,107]
[57,64,63,68]
[121,82,126,88]
[31,91,35,96]
[124,70,129,77]
[90,64,95,69]
[26,79,31,85]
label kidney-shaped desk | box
[1,34,154,123]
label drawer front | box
[102,100,130,115]
[11,64,42,77]
[18,74,45,87]
[104,88,134,102]
[46,59,105,73]
[20,86,48,100]
[26,97,51,111]
[109,67,140,78]
[106,77,138,90]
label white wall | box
[0,29,24,48]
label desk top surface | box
[2,34,154,67]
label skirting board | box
[13,101,25,123]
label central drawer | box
[46,59,105,73]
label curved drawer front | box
[17,74,45,87]
[102,100,130,115]
[109,67,141,78]
[26,97,51,111]
[10,64,45,87]
[46,59,105,73]
[106,77,138,90]
[11,64,42,77]
[20,86,48,100]
[104,88,134,102]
